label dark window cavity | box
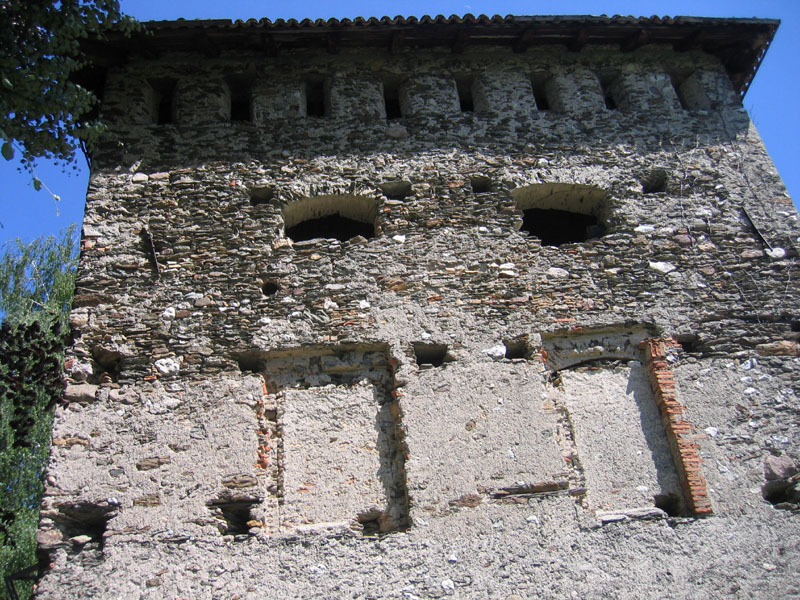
[282,195,378,244]
[512,183,608,247]
[305,79,327,117]
[455,75,474,112]
[149,78,177,124]
[383,80,403,120]
[531,72,551,111]
[227,76,253,122]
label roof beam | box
[513,28,536,53]
[257,33,279,57]
[326,33,340,54]
[193,33,220,58]
[621,29,649,52]
[674,30,703,52]
[452,30,470,53]
[389,30,405,54]
[568,29,589,52]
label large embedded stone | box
[756,341,799,356]
[764,455,798,481]
[63,383,99,403]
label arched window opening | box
[283,195,377,243]
[512,183,608,246]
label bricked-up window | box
[512,183,608,246]
[283,194,377,243]
[149,78,177,124]
[305,79,328,117]
[455,75,474,112]
[226,76,254,122]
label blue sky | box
[2,0,798,245]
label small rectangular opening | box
[669,73,690,110]
[413,343,449,367]
[380,180,412,199]
[531,73,551,111]
[470,176,492,194]
[305,79,327,117]
[149,78,177,125]
[227,76,253,122]
[383,81,403,120]
[674,334,702,354]
[455,75,474,112]
[598,74,618,110]
[504,339,530,359]
[207,499,259,536]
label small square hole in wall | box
[790,320,800,333]
[207,498,259,536]
[235,352,265,374]
[503,339,530,359]
[455,75,474,112]
[470,176,492,194]
[380,180,413,200]
[412,343,449,367]
[261,279,280,296]
[654,492,683,517]
[674,334,701,353]
[641,169,669,194]
[250,186,274,206]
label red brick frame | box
[639,338,713,516]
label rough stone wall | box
[36,39,800,599]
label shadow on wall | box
[628,366,686,516]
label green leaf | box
[1,77,12,90]
[1,143,13,161]
[33,179,42,191]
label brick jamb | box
[639,337,713,516]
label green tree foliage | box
[0,229,76,597]
[0,225,79,326]
[0,320,66,600]
[0,0,137,167]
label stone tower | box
[36,15,800,599]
